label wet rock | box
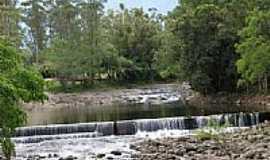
[174,149,184,156]
[110,151,122,156]
[60,155,77,160]
[130,144,140,151]
[96,153,106,159]
[134,123,270,160]
[106,156,114,160]
[39,155,46,159]
[185,145,197,153]
[54,154,59,158]
[243,150,256,159]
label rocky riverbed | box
[188,94,270,107]
[23,83,193,111]
[133,123,270,160]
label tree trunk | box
[264,74,268,94]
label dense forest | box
[1,0,270,94]
[0,0,270,159]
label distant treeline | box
[1,0,269,94]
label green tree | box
[105,8,162,81]
[0,39,46,159]
[0,0,21,46]
[153,16,182,80]
[42,0,110,86]
[21,0,50,63]
[236,10,270,93]
[168,0,254,94]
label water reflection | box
[25,102,269,126]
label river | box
[13,100,270,160]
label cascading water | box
[13,112,270,160]
[13,112,269,144]
[135,117,186,132]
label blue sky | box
[104,0,179,14]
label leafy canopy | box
[0,38,46,134]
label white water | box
[14,130,192,160]
[13,112,265,160]
[15,135,136,160]
[15,127,248,160]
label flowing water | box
[14,102,270,160]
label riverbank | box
[133,122,270,160]
[24,82,270,112]
[23,83,193,110]
[187,94,270,107]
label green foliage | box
[153,24,181,79]
[101,8,163,81]
[0,137,15,160]
[0,0,21,46]
[195,129,218,141]
[170,1,245,94]
[22,0,50,63]
[40,3,163,86]
[3,0,270,95]
[195,117,231,141]
[236,10,270,93]
[0,39,46,159]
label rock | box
[158,145,166,153]
[54,154,59,158]
[243,150,256,159]
[61,155,77,160]
[174,149,184,156]
[110,151,122,156]
[96,153,106,159]
[133,122,270,160]
[236,99,241,105]
[39,155,46,159]
[185,145,197,153]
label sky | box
[104,0,179,14]
[19,0,179,15]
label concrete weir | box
[13,112,270,144]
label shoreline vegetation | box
[1,0,270,159]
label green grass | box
[195,117,232,141]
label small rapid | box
[13,112,270,160]
[13,112,270,144]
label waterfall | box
[15,123,98,137]
[13,112,270,144]
[238,112,245,127]
[135,117,186,132]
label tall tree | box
[21,0,50,63]
[106,8,162,81]
[166,0,256,94]
[43,0,111,85]
[236,10,270,93]
[0,0,21,46]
